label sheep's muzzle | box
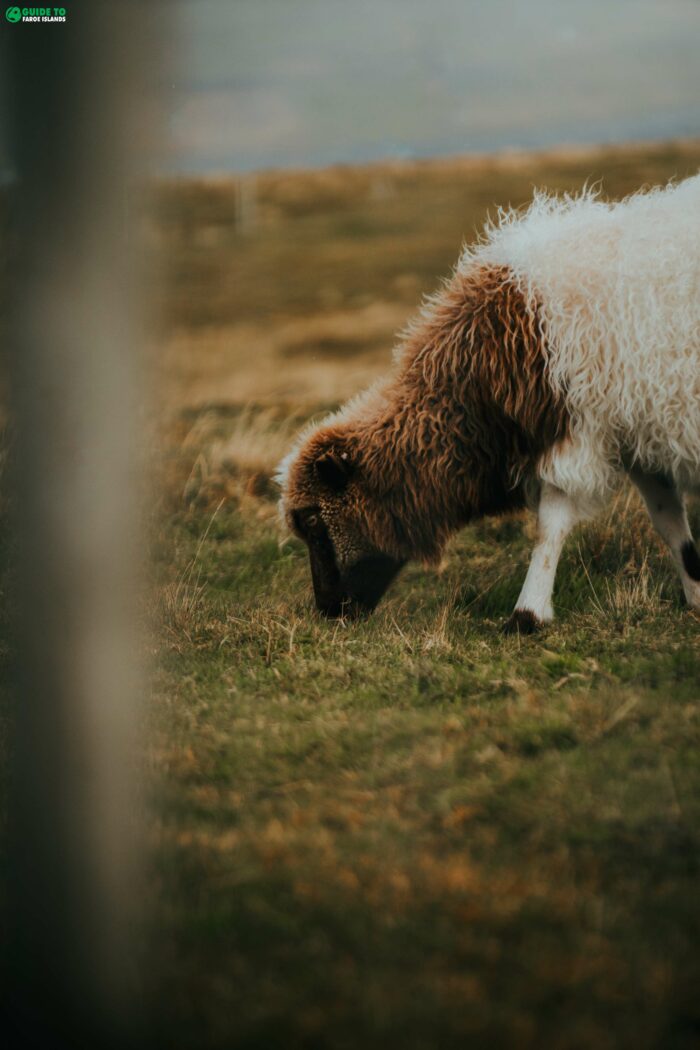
[309,548,405,619]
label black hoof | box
[502,609,544,636]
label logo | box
[5,6,67,21]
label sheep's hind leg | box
[503,483,586,634]
[629,467,700,612]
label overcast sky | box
[166,0,700,172]
[172,0,698,172]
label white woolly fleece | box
[468,175,700,502]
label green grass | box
[148,146,700,1045]
[4,143,700,1046]
[150,404,700,1049]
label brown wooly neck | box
[353,264,569,560]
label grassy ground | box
[20,142,700,1046]
[152,434,700,1050]
[149,141,700,1048]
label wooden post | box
[3,6,155,1046]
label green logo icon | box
[6,6,21,21]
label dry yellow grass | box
[144,142,700,1049]
[155,138,700,417]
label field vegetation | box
[150,142,700,1048]
[9,141,700,1047]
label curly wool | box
[278,265,568,560]
[471,175,700,499]
[278,175,700,565]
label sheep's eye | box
[305,513,327,539]
[292,508,325,540]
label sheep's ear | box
[315,450,352,492]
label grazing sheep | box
[277,175,700,631]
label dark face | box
[292,506,404,619]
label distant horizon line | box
[2,134,699,187]
[154,134,700,182]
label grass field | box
[59,142,700,1045]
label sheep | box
[277,175,700,631]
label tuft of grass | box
[601,552,669,624]
[208,406,299,482]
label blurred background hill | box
[155,141,700,420]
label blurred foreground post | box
[3,6,156,1046]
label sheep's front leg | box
[503,483,585,634]
[629,467,700,611]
